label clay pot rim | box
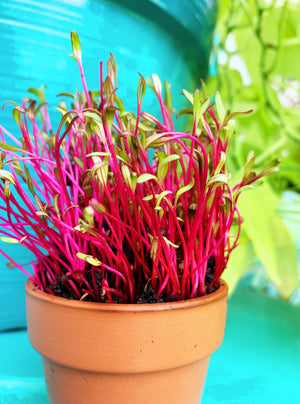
[25,279,228,312]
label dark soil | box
[136,284,164,304]
[48,270,108,302]
[43,253,218,303]
[205,255,218,294]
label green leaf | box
[4,180,11,198]
[91,199,106,213]
[115,95,125,114]
[219,196,233,216]
[27,87,41,99]
[26,100,37,122]
[74,157,84,170]
[137,74,146,105]
[223,234,254,295]
[24,166,35,195]
[63,205,80,221]
[116,150,129,164]
[215,91,226,124]
[155,190,173,207]
[176,108,193,119]
[139,130,147,149]
[2,100,19,110]
[34,102,49,117]
[140,111,161,126]
[104,107,116,129]
[76,252,101,266]
[120,113,154,132]
[157,154,179,181]
[136,121,156,132]
[151,74,162,95]
[56,92,75,99]
[206,174,228,189]
[223,110,253,127]
[193,89,201,123]
[200,98,210,115]
[163,237,179,249]
[12,109,22,126]
[163,80,173,111]
[91,157,109,188]
[54,106,69,119]
[70,31,82,62]
[83,206,94,225]
[0,170,15,185]
[175,178,195,205]
[0,142,26,153]
[142,195,154,201]
[86,152,111,158]
[145,133,170,148]
[122,164,135,190]
[0,236,20,244]
[214,151,227,175]
[137,173,157,184]
[150,237,159,260]
[260,166,280,177]
[182,89,194,104]
[275,42,300,81]
[83,111,102,122]
[54,194,61,219]
[238,182,298,298]
[28,85,47,102]
[107,53,117,85]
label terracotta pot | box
[25,279,228,404]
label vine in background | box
[207,0,300,298]
[209,0,300,190]
[252,0,300,164]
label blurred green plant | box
[207,0,300,297]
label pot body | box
[25,280,228,404]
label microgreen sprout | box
[0,32,279,303]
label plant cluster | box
[0,32,278,303]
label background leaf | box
[237,182,298,298]
[223,234,254,295]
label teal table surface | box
[1,286,300,404]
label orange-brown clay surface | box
[26,279,228,404]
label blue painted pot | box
[0,0,218,330]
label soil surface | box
[43,254,218,303]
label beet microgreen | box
[0,32,279,303]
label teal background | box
[1,286,300,403]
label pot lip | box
[25,279,228,312]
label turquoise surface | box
[1,286,299,403]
